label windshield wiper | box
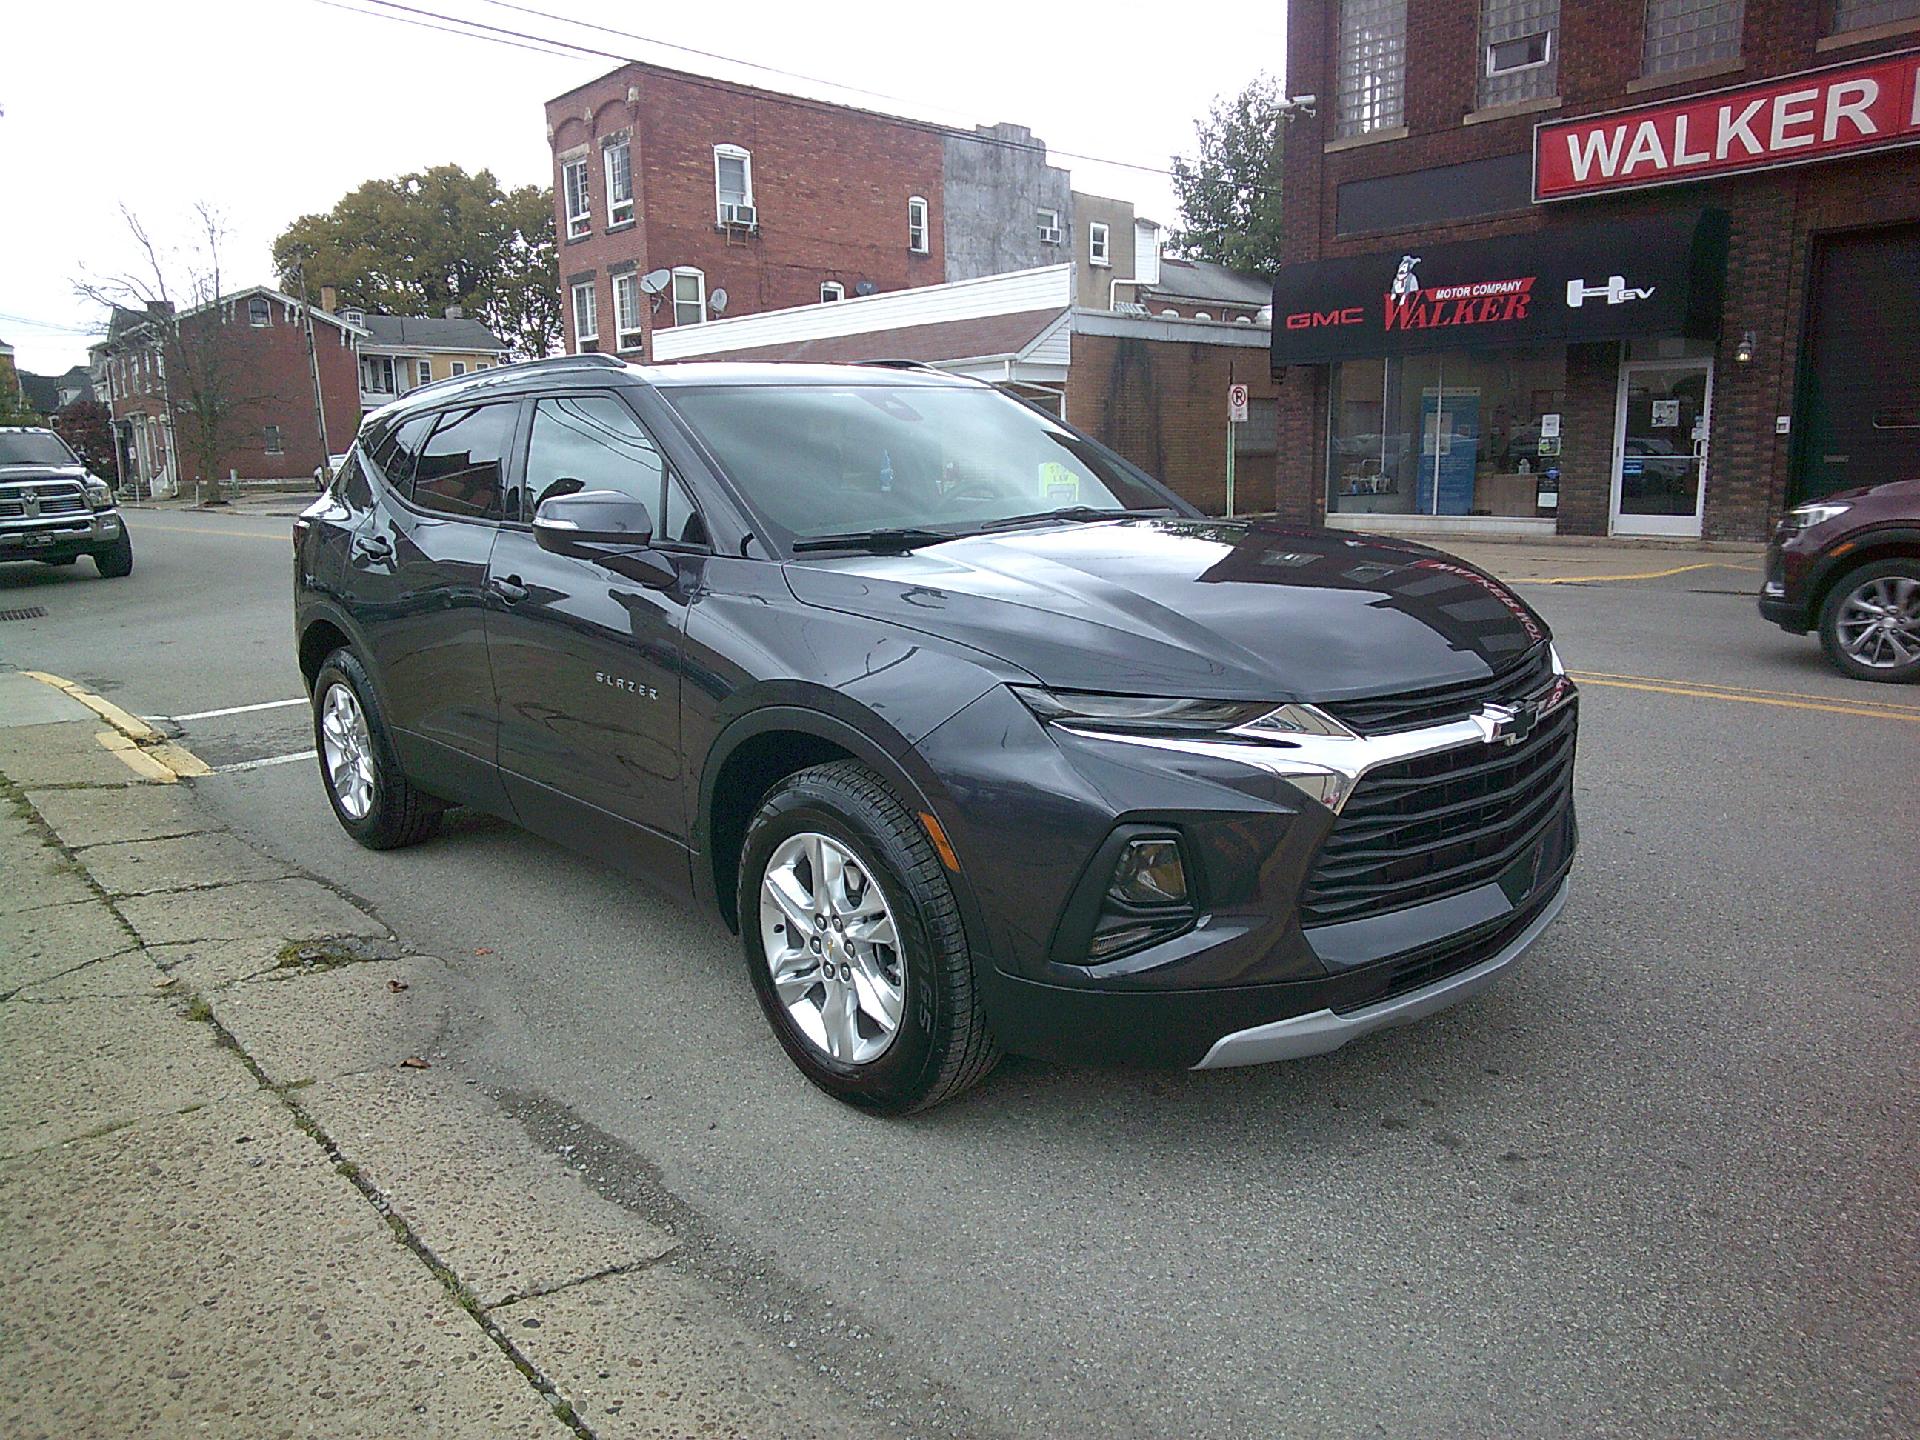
[973,505,1173,533]
[789,527,956,554]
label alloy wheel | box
[1834,574,1920,670]
[758,832,906,1065]
[320,682,376,820]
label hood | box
[0,464,88,482]
[1824,476,1920,505]
[783,519,1551,702]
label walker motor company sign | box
[1270,212,1727,367]
[1534,50,1920,201]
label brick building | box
[97,288,361,497]
[546,63,1105,360]
[1271,0,1920,542]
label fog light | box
[1108,837,1187,906]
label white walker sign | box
[1535,50,1920,201]
[1269,211,1727,368]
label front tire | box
[1818,559,1920,683]
[738,760,998,1113]
[311,648,443,849]
[93,529,133,578]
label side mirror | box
[534,490,654,553]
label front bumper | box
[1193,879,1566,1067]
[0,510,123,560]
[923,673,1577,1068]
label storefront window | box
[1327,347,1565,520]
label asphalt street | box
[4,508,1916,1439]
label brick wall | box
[1067,330,1281,515]
[107,299,359,484]
[1278,0,1920,541]
[547,65,946,357]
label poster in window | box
[1650,399,1680,429]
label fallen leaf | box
[399,1056,431,1070]
[387,979,409,993]
[474,948,494,956]
[152,976,177,989]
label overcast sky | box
[1,0,1286,374]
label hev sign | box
[1535,50,1920,201]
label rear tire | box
[1818,559,1920,684]
[738,760,998,1113]
[93,529,134,578]
[311,648,443,849]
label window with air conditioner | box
[1089,222,1111,267]
[1480,0,1558,106]
[673,268,706,327]
[1037,208,1061,245]
[908,195,929,254]
[1642,0,1743,75]
[615,271,645,351]
[715,146,754,227]
[563,158,591,239]
[604,139,634,227]
[572,280,598,350]
[821,282,845,303]
[1336,0,1408,137]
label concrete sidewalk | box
[0,671,912,1439]
[122,490,315,519]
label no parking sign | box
[1228,384,1249,423]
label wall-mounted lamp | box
[1735,330,1756,364]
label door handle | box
[353,533,394,563]
[490,575,528,604]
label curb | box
[23,672,211,782]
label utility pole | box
[292,256,331,474]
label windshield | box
[664,384,1177,547]
[0,432,80,467]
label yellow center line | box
[1512,561,1759,585]
[1570,673,1920,723]
[1570,669,1920,713]
[134,522,293,543]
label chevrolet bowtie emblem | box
[1472,701,1538,747]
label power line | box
[312,0,582,58]
[339,0,1225,189]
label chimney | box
[320,286,337,311]
[444,305,463,320]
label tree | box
[56,399,116,478]
[273,165,562,359]
[76,205,265,504]
[1169,75,1287,277]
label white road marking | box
[213,749,318,774]
[151,697,308,723]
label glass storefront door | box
[1612,360,1711,537]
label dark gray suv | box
[294,356,1577,1111]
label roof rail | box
[852,358,946,372]
[393,352,628,404]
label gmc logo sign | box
[1285,307,1365,330]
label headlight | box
[84,478,114,510]
[1778,502,1849,535]
[1011,686,1272,734]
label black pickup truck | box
[0,427,133,577]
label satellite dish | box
[853,280,877,297]
[638,269,672,296]
[708,288,729,315]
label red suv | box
[1759,477,1920,683]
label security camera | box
[1277,94,1319,120]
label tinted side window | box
[522,393,665,520]
[412,404,516,520]
[333,450,373,510]
[368,413,435,495]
